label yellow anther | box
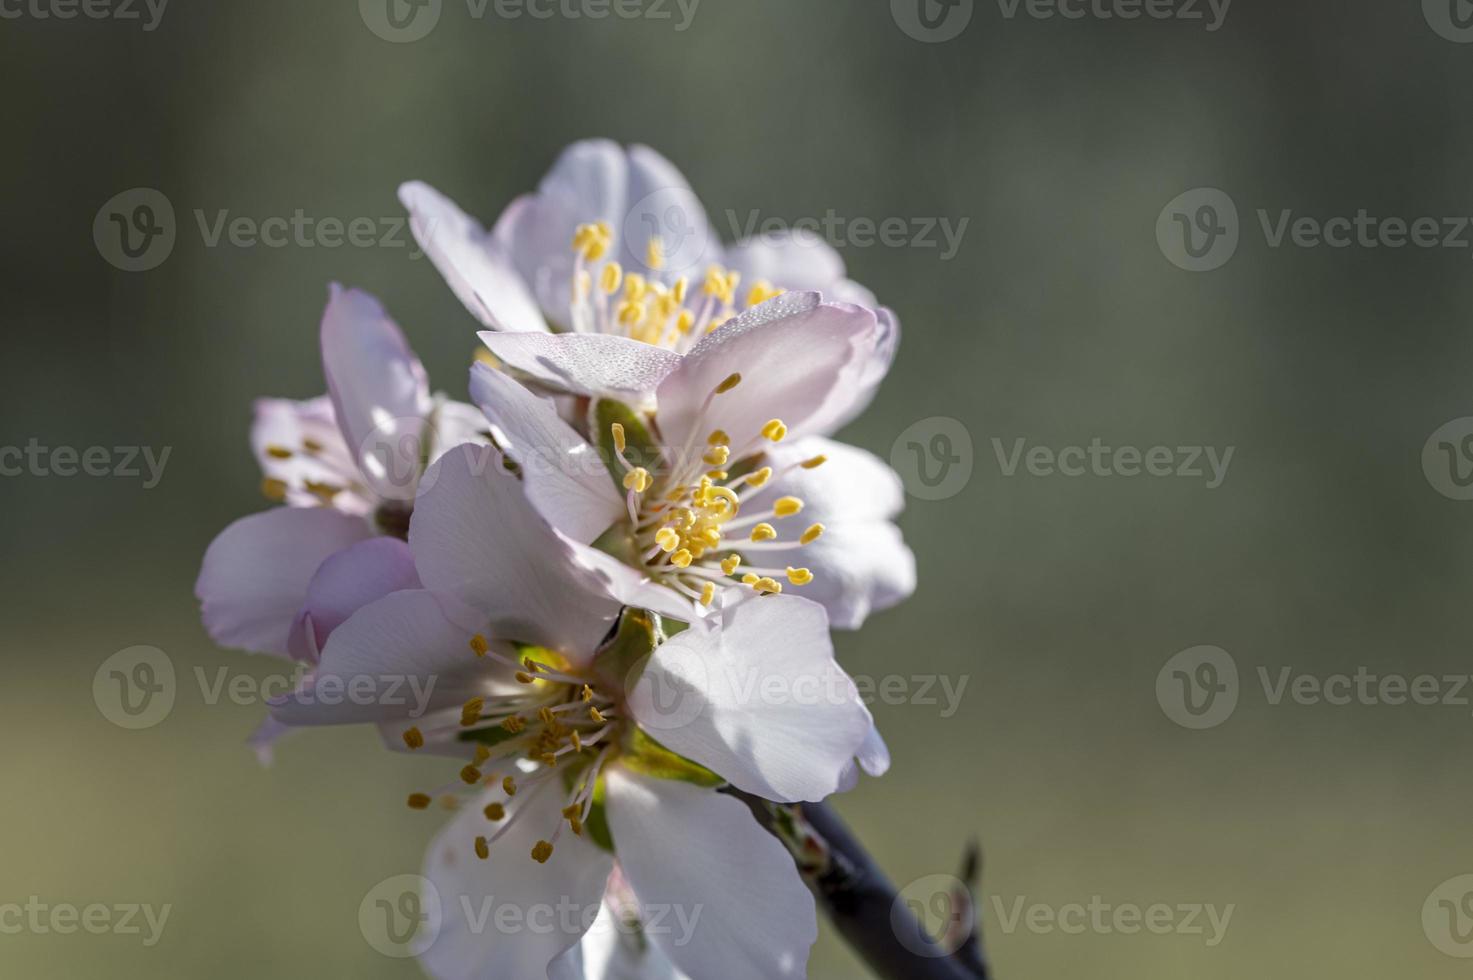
[800,523,826,545]
[706,486,739,514]
[672,277,689,304]
[700,582,716,605]
[655,527,680,552]
[469,634,490,657]
[611,423,627,453]
[801,455,828,469]
[302,438,324,453]
[721,555,742,575]
[742,573,760,586]
[265,444,293,460]
[260,478,288,502]
[624,273,647,301]
[589,706,606,723]
[540,752,559,768]
[646,237,665,271]
[580,685,594,703]
[474,836,490,860]
[675,309,696,334]
[707,429,730,447]
[407,793,432,810]
[761,419,788,443]
[571,731,583,752]
[460,765,482,785]
[538,706,557,726]
[473,744,492,764]
[600,262,623,295]
[745,467,772,488]
[670,549,694,569]
[623,468,651,493]
[703,445,731,467]
[569,816,584,836]
[707,470,729,481]
[304,480,341,504]
[502,715,527,734]
[461,698,484,726]
[502,776,517,796]
[402,727,425,750]
[745,280,783,307]
[786,567,814,586]
[753,577,783,595]
[774,496,804,517]
[484,802,506,821]
[750,523,778,542]
[531,841,554,864]
[714,373,742,394]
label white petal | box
[756,437,915,629]
[723,228,876,306]
[468,363,622,544]
[564,541,710,627]
[422,786,614,980]
[628,594,869,802]
[320,284,434,503]
[251,396,374,516]
[426,398,494,463]
[270,589,496,727]
[399,180,549,333]
[410,444,621,662]
[654,293,880,450]
[549,898,692,980]
[286,535,422,661]
[490,140,721,325]
[818,305,901,433]
[196,507,371,655]
[604,769,816,979]
[478,330,680,407]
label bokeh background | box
[6,0,1473,976]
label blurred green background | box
[6,0,1473,976]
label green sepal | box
[594,608,662,689]
[456,725,521,749]
[620,729,725,788]
[591,399,661,493]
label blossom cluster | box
[196,140,916,979]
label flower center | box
[607,374,827,607]
[402,636,622,866]
[567,221,785,351]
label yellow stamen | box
[516,671,536,684]
[474,836,489,860]
[707,429,730,447]
[469,634,489,657]
[502,715,527,733]
[623,468,651,493]
[745,467,772,488]
[700,582,716,605]
[589,706,605,723]
[715,373,742,394]
[774,496,804,517]
[721,555,742,575]
[265,444,293,459]
[611,422,627,453]
[801,523,825,545]
[402,727,424,750]
[502,776,517,796]
[261,478,288,502]
[484,802,505,821]
[750,523,778,542]
[407,793,432,810]
[531,841,554,864]
[600,262,623,295]
[646,237,665,271]
[761,419,788,443]
[473,744,492,764]
[655,528,680,552]
[786,567,814,586]
[670,549,693,569]
[801,454,828,469]
[460,765,481,785]
[753,577,783,595]
[703,445,731,467]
